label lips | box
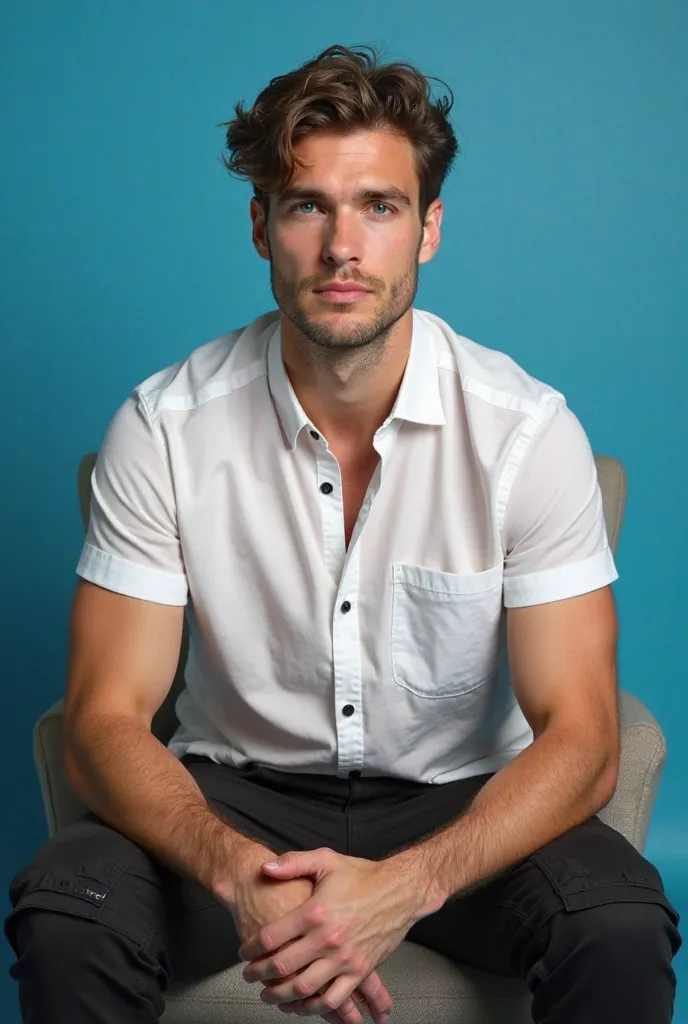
[313,283,372,303]
[314,284,370,294]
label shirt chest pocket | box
[391,562,504,698]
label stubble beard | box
[268,242,422,372]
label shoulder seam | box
[436,351,564,418]
[495,392,564,540]
[137,389,172,469]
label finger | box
[320,993,365,1024]
[322,1003,360,1024]
[356,970,394,1021]
[321,989,369,1024]
[299,973,361,1019]
[305,973,392,1023]
[273,990,360,1023]
[263,847,335,882]
[239,899,328,962]
[259,953,342,1007]
[260,970,316,1017]
[290,999,362,1023]
[245,922,343,983]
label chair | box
[30,453,668,1023]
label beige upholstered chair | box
[30,453,668,1023]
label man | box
[6,44,681,1024]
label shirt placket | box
[313,423,401,777]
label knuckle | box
[272,957,290,978]
[322,928,342,949]
[293,977,314,998]
[321,992,341,1012]
[307,902,328,924]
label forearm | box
[384,723,617,913]
[65,711,273,903]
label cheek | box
[370,225,418,264]
[273,236,318,280]
[269,246,302,285]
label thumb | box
[263,848,331,879]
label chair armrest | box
[33,698,90,835]
[597,690,667,852]
[33,690,667,847]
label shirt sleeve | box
[502,398,619,608]
[75,392,188,606]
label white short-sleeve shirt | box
[76,308,619,783]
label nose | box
[321,209,362,268]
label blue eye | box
[296,202,316,214]
[372,203,391,215]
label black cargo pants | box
[5,755,682,1022]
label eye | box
[293,201,317,214]
[371,203,392,216]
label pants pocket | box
[5,816,145,953]
[5,867,111,953]
[529,815,681,927]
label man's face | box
[251,128,442,353]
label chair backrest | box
[77,451,627,746]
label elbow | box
[62,722,87,797]
[600,755,620,803]
[592,745,620,810]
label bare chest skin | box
[331,444,381,549]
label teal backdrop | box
[2,1,686,1019]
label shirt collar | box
[267,308,445,451]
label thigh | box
[405,814,681,977]
[5,808,243,983]
[5,756,348,983]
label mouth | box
[313,284,372,304]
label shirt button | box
[349,769,361,778]
[310,430,320,440]
[320,482,333,495]
[340,600,351,613]
[342,704,355,717]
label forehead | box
[287,128,419,197]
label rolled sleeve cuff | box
[76,542,188,606]
[503,547,619,608]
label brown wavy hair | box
[222,44,459,218]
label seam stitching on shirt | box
[496,392,563,545]
[138,389,172,469]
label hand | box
[222,843,388,1024]
[239,846,431,1018]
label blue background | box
[2,0,686,1019]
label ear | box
[418,198,443,266]
[250,197,270,261]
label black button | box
[349,769,361,778]
[342,704,355,716]
[310,429,320,440]
[340,600,351,614]
[320,482,333,495]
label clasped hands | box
[238,846,440,1023]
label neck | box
[279,309,413,447]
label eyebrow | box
[276,186,413,209]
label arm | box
[384,583,620,910]
[237,401,621,1016]
[63,578,272,904]
[236,588,619,1016]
